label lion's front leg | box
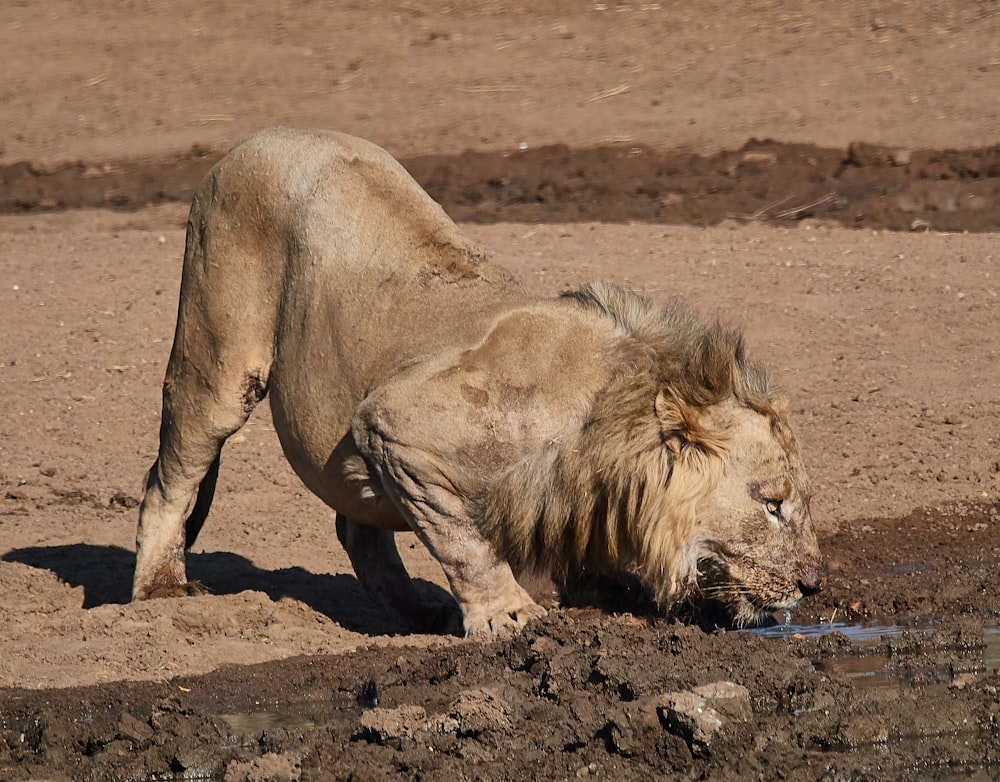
[335,514,461,635]
[353,408,545,639]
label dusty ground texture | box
[1,1,1000,779]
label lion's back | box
[224,128,514,288]
[185,129,530,453]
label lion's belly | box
[267,360,411,532]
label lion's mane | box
[474,281,791,607]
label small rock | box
[950,672,978,690]
[449,688,511,736]
[116,711,154,743]
[224,751,302,782]
[358,705,427,743]
[692,681,752,721]
[656,680,751,753]
[661,692,720,738]
[109,491,139,510]
[740,150,778,165]
[846,141,912,167]
[171,746,217,777]
[433,714,461,734]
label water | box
[750,619,913,642]
[748,617,1000,779]
[220,711,318,734]
[751,617,1000,689]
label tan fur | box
[133,128,825,638]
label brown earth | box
[1,2,1000,780]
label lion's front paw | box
[462,599,547,639]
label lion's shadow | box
[3,545,771,636]
[1,544,454,637]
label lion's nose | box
[798,578,822,598]
[797,559,827,597]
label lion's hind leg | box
[133,351,270,601]
[335,515,461,635]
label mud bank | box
[3,140,1000,234]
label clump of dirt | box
[3,140,1000,233]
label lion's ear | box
[654,389,725,457]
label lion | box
[133,127,826,637]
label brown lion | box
[133,127,826,637]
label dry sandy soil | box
[1,2,1000,780]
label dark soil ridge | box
[3,139,1000,232]
[2,610,998,782]
[1,610,998,781]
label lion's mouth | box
[694,557,803,629]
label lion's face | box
[683,399,826,627]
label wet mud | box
[3,502,999,781]
[3,139,1000,233]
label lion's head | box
[477,281,825,627]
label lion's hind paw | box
[137,580,210,600]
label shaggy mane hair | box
[474,281,790,608]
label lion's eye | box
[764,499,783,517]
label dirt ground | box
[2,2,1000,780]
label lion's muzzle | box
[796,557,828,598]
